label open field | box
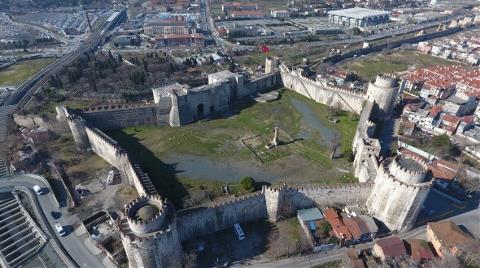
[108,90,358,207]
[339,50,460,81]
[0,58,55,87]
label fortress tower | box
[66,114,91,152]
[366,154,432,231]
[366,74,400,120]
[118,195,182,268]
[265,57,279,74]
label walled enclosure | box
[58,57,432,267]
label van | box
[233,223,245,241]
[33,185,43,195]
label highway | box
[0,174,105,268]
[3,22,108,110]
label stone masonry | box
[57,57,431,267]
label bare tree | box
[182,251,197,268]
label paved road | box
[0,174,105,268]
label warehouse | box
[328,7,390,28]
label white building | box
[327,7,390,28]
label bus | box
[233,223,245,241]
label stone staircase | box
[0,105,15,178]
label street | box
[232,208,479,268]
[0,174,105,268]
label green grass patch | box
[106,90,359,205]
[340,50,460,81]
[0,58,55,87]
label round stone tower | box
[366,154,432,231]
[366,74,400,120]
[119,195,182,268]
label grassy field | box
[46,134,110,185]
[339,50,459,81]
[0,58,55,87]
[107,90,358,207]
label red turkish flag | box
[260,45,270,54]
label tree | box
[432,134,451,147]
[117,54,123,64]
[240,176,255,192]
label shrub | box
[240,176,255,192]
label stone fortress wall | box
[81,103,170,130]
[176,183,373,242]
[153,71,282,126]
[62,107,157,196]
[58,57,433,267]
[279,64,366,114]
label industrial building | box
[328,7,390,28]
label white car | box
[33,185,43,195]
[55,222,66,237]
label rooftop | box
[328,8,390,19]
[298,208,324,222]
[375,236,407,258]
[428,221,475,249]
[406,239,434,261]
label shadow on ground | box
[106,130,188,209]
[415,189,479,228]
[184,220,274,267]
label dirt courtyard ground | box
[183,218,310,267]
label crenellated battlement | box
[386,155,428,184]
[289,182,373,192]
[281,66,366,97]
[211,191,264,208]
[124,195,169,235]
[82,102,157,113]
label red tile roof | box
[375,236,407,259]
[406,239,434,261]
[403,65,480,96]
[323,208,353,241]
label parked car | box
[33,185,43,195]
[55,222,66,236]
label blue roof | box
[297,207,324,222]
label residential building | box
[153,33,204,47]
[323,207,353,245]
[440,114,461,134]
[222,2,258,13]
[443,93,477,116]
[373,236,408,262]
[405,239,434,263]
[427,221,477,258]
